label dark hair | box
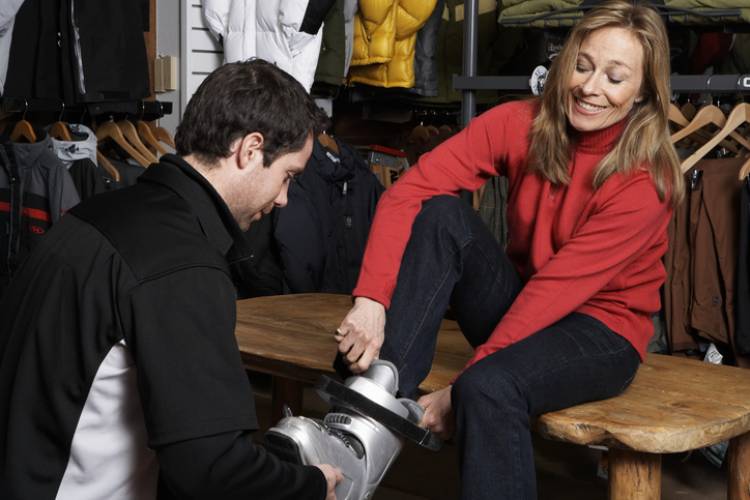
[175,58,329,166]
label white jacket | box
[0,0,26,93]
[203,0,257,65]
[203,0,333,92]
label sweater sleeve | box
[353,102,526,307]
[465,173,671,368]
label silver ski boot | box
[264,360,441,500]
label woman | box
[335,1,683,498]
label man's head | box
[176,58,328,166]
[175,59,328,229]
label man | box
[0,59,341,499]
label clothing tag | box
[326,151,340,164]
[704,343,723,365]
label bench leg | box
[729,431,750,500]
[608,449,661,500]
[271,377,304,423]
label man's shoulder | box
[69,183,229,283]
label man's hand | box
[315,464,343,500]
[417,385,455,440]
[335,297,386,373]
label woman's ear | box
[237,132,265,170]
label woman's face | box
[566,27,645,132]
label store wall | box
[156,1,181,137]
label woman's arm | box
[466,173,671,368]
[353,101,530,308]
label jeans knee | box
[452,361,526,413]
[413,196,469,240]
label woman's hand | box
[417,385,455,440]
[335,297,386,373]
[314,464,343,500]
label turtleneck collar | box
[572,116,628,154]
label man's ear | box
[236,132,264,170]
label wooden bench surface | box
[235,293,750,454]
[235,293,470,392]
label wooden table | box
[235,293,750,500]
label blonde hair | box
[528,0,684,205]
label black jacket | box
[0,155,325,499]
[275,138,384,293]
[4,0,149,103]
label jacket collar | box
[138,154,249,259]
[308,137,357,183]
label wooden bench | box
[235,293,750,500]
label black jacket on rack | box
[3,0,149,103]
[738,177,750,355]
[274,138,384,294]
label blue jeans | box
[380,196,640,500]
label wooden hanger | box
[670,104,750,153]
[10,101,36,143]
[670,104,728,144]
[116,119,158,165]
[49,102,73,141]
[146,103,175,149]
[10,119,36,143]
[318,132,339,155]
[147,121,175,149]
[681,101,697,120]
[668,103,689,128]
[408,123,435,146]
[96,151,122,183]
[739,155,750,181]
[49,121,72,141]
[95,118,150,168]
[136,120,167,156]
[681,103,750,173]
[668,103,728,147]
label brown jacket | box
[665,157,749,366]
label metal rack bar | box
[453,74,750,93]
[498,5,744,26]
[0,98,172,119]
[461,0,479,129]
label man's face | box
[238,134,313,230]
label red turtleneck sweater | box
[353,100,672,368]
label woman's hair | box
[528,0,684,205]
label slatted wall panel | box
[180,2,224,110]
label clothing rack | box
[497,5,747,27]
[454,74,750,93]
[458,0,750,127]
[0,97,172,121]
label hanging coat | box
[274,138,384,293]
[0,0,25,94]
[0,137,80,297]
[204,0,335,92]
[349,0,438,88]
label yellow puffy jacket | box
[349,0,437,88]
